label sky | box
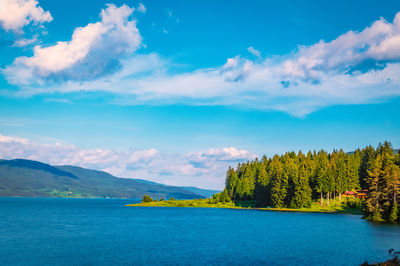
[0,0,400,190]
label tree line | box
[222,141,400,223]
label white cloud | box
[137,3,146,13]
[201,147,255,161]
[4,4,142,83]
[0,134,254,189]
[280,13,400,78]
[12,35,37,46]
[0,134,29,143]
[247,46,261,57]
[4,10,400,116]
[0,0,52,33]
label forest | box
[221,141,400,223]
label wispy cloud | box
[137,3,146,14]
[247,46,261,58]
[160,8,179,34]
[12,35,37,47]
[0,133,254,189]
[3,7,400,116]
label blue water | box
[0,198,399,265]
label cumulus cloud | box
[4,4,142,83]
[0,0,52,33]
[0,134,254,189]
[4,10,400,116]
[281,13,400,78]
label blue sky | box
[0,0,399,189]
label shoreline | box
[126,201,363,215]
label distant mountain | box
[180,187,220,198]
[128,179,221,198]
[0,159,216,199]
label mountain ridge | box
[0,159,219,199]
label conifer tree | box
[254,163,270,207]
[314,150,329,206]
[290,161,312,208]
[359,146,376,189]
[366,154,384,221]
[270,155,286,208]
[333,151,346,201]
[283,154,298,207]
[390,201,398,223]
[225,167,238,199]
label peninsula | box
[128,141,399,223]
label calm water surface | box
[0,197,399,265]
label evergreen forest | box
[222,141,400,223]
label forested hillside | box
[0,159,212,199]
[223,141,400,223]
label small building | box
[357,193,367,199]
[356,189,368,199]
[341,192,354,198]
[342,190,368,199]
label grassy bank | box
[126,199,238,209]
[126,198,363,215]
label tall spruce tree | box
[225,167,238,199]
[366,154,384,221]
[290,161,312,208]
[254,162,270,207]
[335,151,347,201]
[314,150,329,206]
[359,146,376,189]
[270,155,286,208]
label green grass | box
[257,200,362,214]
[126,198,239,208]
[126,198,363,215]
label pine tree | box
[237,163,256,200]
[254,162,270,207]
[290,161,312,208]
[270,156,286,208]
[378,141,399,221]
[394,152,400,167]
[218,189,231,203]
[283,154,298,207]
[389,201,398,223]
[225,167,238,199]
[314,150,329,206]
[359,146,376,189]
[335,151,347,201]
[366,154,383,221]
[347,151,361,190]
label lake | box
[0,197,399,265]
